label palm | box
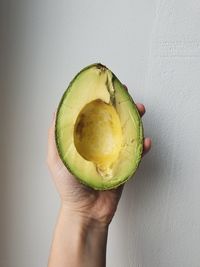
[48,150,123,224]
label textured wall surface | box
[1,0,200,266]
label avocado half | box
[55,63,143,190]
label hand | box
[47,93,151,227]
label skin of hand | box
[47,95,151,227]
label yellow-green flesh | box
[56,64,143,190]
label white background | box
[1,0,200,266]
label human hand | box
[47,92,151,227]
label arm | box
[48,205,108,267]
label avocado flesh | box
[56,64,143,190]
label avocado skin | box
[55,63,143,190]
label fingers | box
[136,103,146,117]
[123,84,128,91]
[142,137,152,157]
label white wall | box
[1,0,200,267]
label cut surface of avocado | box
[74,99,122,178]
[55,63,143,190]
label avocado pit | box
[74,99,122,177]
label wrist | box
[60,202,109,231]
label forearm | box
[48,204,108,267]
